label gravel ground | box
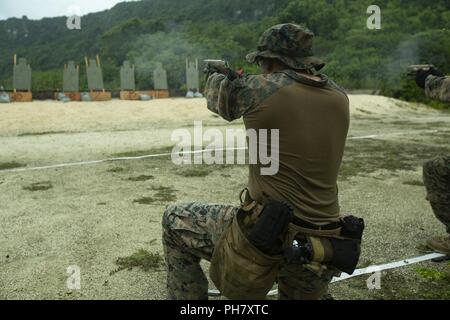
[0,96,449,300]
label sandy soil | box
[0,95,449,300]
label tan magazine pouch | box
[210,207,283,300]
[286,222,362,276]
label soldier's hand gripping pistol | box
[407,64,444,89]
[203,59,241,81]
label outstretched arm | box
[204,72,288,121]
[204,73,252,122]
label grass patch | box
[110,248,163,275]
[394,101,409,108]
[366,268,450,300]
[151,185,177,202]
[416,268,449,282]
[0,162,25,170]
[18,131,68,137]
[176,166,213,178]
[432,132,450,145]
[388,120,417,126]
[356,108,374,115]
[380,121,443,131]
[133,197,156,205]
[175,164,231,178]
[427,100,450,110]
[107,167,125,173]
[23,181,53,192]
[127,175,155,182]
[403,180,425,186]
[425,121,448,126]
[352,114,381,121]
[133,185,177,205]
[339,139,450,181]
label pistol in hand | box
[203,59,240,81]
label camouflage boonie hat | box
[246,23,325,71]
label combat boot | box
[426,236,450,255]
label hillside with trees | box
[0,0,448,106]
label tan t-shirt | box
[205,70,350,225]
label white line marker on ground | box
[0,147,248,174]
[330,252,445,283]
[1,129,448,174]
[208,252,446,297]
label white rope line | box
[208,252,446,297]
[347,129,443,140]
[0,147,248,174]
[1,129,448,174]
[330,252,445,283]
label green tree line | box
[0,0,448,106]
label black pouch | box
[326,215,365,274]
[327,238,361,274]
[247,201,294,255]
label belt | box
[292,216,340,231]
[239,188,340,231]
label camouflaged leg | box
[423,157,450,234]
[162,203,238,300]
[277,262,339,300]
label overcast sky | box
[0,0,140,20]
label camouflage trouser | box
[423,156,450,234]
[162,202,337,300]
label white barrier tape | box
[208,252,446,297]
[346,129,443,140]
[1,129,448,174]
[330,252,445,283]
[0,147,248,174]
